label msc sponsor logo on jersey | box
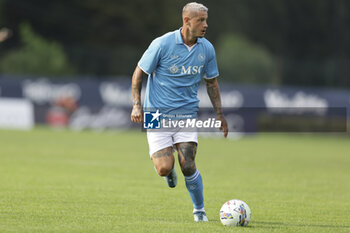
[169,64,204,75]
[181,65,204,75]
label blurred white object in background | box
[0,98,34,130]
[0,27,12,43]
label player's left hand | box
[217,114,228,138]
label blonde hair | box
[183,2,208,16]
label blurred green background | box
[1,0,350,87]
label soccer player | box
[130,2,228,222]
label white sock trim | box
[193,207,205,213]
[185,170,199,182]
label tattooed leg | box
[152,147,174,176]
[177,142,204,211]
[176,142,197,176]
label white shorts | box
[147,129,198,158]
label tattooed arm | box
[205,78,228,137]
[130,66,145,123]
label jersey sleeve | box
[203,43,219,79]
[137,38,162,75]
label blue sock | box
[185,170,204,210]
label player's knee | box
[156,165,172,176]
[182,161,196,176]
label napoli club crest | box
[198,53,205,62]
[169,64,179,74]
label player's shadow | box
[253,221,350,229]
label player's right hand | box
[131,105,143,123]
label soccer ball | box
[220,199,251,226]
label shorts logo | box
[143,109,162,129]
[169,64,179,74]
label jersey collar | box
[175,28,203,45]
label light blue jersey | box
[138,28,219,117]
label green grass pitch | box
[0,128,350,233]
